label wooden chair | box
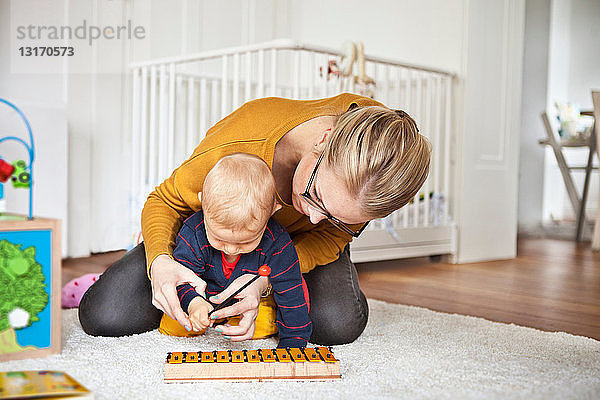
[592,91,600,250]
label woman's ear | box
[312,127,332,155]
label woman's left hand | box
[208,274,269,341]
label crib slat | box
[258,49,265,98]
[433,76,442,225]
[308,52,315,98]
[168,63,176,172]
[443,77,452,223]
[423,75,432,227]
[369,61,377,98]
[131,67,140,202]
[245,51,252,101]
[199,78,208,142]
[158,65,168,181]
[321,54,328,98]
[384,65,391,107]
[413,71,423,227]
[149,66,158,187]
[401,68,409,228]
[176,75,185,165]
[221,55,228,118]
[271,49,277,97]
[140,67,148,195]
[186,77,196,155]
[393,67,401,109]
[293,51,300,99]
[211,79,219,127]
[233,53,240,110]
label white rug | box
[1,300,599,400]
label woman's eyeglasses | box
[300,152,367,238]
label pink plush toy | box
[61,273,101,308]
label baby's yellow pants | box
[158,295,278,339]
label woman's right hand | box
[150,254,207,331]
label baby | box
[158,153,311,348]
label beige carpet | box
[1,300,599,399]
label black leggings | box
[78,243,369,345]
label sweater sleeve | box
[266,230,312,348]
[292,221,364,274]
[141,169,195,277]
[172,222,206,313]
[141,157,214,278]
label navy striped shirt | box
[173,210,311,348]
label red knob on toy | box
[258,264,271,277]
[0,159,14,183]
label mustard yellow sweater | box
[141,93,383,275]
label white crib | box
[129,39,457,263]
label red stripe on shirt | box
[276,320,312,329]
[266,226,275,240]
[270,259,299,279]
[178,287,194,301]
[278,302,306,309]
[177,233,202,261]
[194,220,204,230]
[289,337,308,342]
[276,282,303,294]
[272,239,293,256]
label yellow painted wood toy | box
[163,347,341,382]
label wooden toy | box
[163,347,341,382]
[0,216,61,361]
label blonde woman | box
[79,93,431,346]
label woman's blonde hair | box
[202,153,277,231]
[323,106,431,219]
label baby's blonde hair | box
[324,106,431,218]
[202,153,277,231]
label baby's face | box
[204,218,266,258]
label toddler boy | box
[158,153,311,348]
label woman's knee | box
[78,243,162,336]
[304,247,370,345]
[78,294,131,337]
[309,291,369,345]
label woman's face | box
[291,152,369,227]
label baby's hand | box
[187,297,214,332]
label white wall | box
[286,0,464,74]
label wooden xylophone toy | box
[163,347,341,382]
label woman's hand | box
[150,254,207,331]
[208,274,269,342]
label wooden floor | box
[62,237,600,340]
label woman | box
[79,93,431,345]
